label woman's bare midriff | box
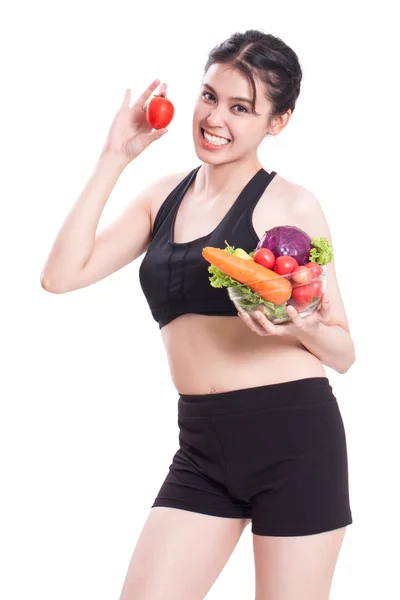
[151,167,327,395]
[161,315,326,394]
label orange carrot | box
[202,246,292,305]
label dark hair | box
[204,30,303,124]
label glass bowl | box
[227,264,328,324]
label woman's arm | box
[289,186,355,372]
[239,185,356,374]
[40,151,130,291]
[293,319,355,374]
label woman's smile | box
[199,127,232,150]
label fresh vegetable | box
[257,226,334,267]
[257,225,312,265]
[291,284,314,306]
[309,237,334,265]
[229,286,289,320]
[288,294,320,313]
[291,265,312,284]
[146,94,175,129]
[204,237,329,324]
[310,279,323,299]
[206,244,288,319]
[202,246,292,304]
[274,255,299,275]
[253,248,275,270]
[305,261,323,278]
[234,248,252,260]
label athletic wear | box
[151,376,353,537]
[139,165,277,328]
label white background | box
[2,1,399,599]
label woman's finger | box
[134,78,161,110]
[121,88,131,108]
[286,305,304,329]
[252,310,281,335]
[238,310,271,336]
[318,293,331,321]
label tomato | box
[146,95,175,129]
[291,284,314,306]
[305,261,323,279]
[310,279,323,299]
[274,255,299,275]
[254,248,275,269]
[291,265,312,284]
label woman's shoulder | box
[153,168,195,200]
[268,172,329,239]
[264,170,304,207]
[253,169,324,236]
[149,168,194,230]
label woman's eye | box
[203,92,215,101]
[202,92,247,113]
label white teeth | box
[203,129,230,146]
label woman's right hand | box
[101,79,169,163]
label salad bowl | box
[202,225,333,325]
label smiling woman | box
[189,45,298,166]
[41,27,354,600]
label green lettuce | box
[309,237,333,265]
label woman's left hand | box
[238,293,331,337]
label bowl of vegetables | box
[202,225,333,324]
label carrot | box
[202,246,292,305]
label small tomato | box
[291,284,314,306]
[274,255,299,275]
[146,95,175,129]
[254,248,275,269]
[310,279,323,299]
[305,261,323,279]
[291,265,313,284]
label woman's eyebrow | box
[202,83,252,105]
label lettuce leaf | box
[309,237,334,265]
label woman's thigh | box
[253,526,347,600]
[118,506,251,600]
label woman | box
[41,30,355,600]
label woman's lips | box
[202,127,231,141]
[199,127,231,151]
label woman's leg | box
[253,526,347,600]
[118,506,251,600]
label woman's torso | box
[147,165,326,395]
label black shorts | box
[151,376,353,537]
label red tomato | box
[291,284,314,306]
[310,280,323,299]
[291,265,312,284]
[253,248,275,269]
[305,262,323,279]
[146,95,175,129]
[274,255,299,275]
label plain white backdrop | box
[2,1,399,598]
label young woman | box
[41,29,355,600]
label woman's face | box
[192,62,273,163]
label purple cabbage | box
[257,225,312,265]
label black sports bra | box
[138,164,277,328]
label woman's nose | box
[206,107,226,127]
